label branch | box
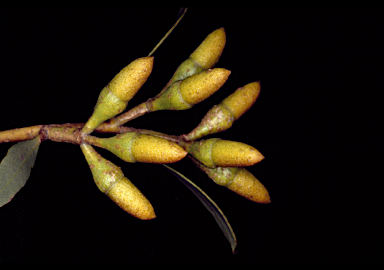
[107,101,149,129]
[1,122,181,146]
[0,125,43,144]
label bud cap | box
[211,140,264,167]
[109,57,154,102]
[107,176,156,220]
[184,138,264,168]
[190,27,226,70]
[180,68,231,106]
[131,134,187,164]
[221,82,261,120]
[227,168,271,204]
[148,68,230,112]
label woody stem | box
[0,123,182,145]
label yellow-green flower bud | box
[81,57,153,135]
[227,168,270,204]
[182,138,264,168]
[148,68,230,111]
[109,57,154,102]
[183,82,261,141]
[182,103,234,141]
[190,27,226,70]
[81,86,127,135]
[221,81,261,120]
[168,58,205,85]
[180,68,230,105]
[191,157,270,204]
[95,132,187,164]
[80,143,156,220]
[168,27,226,85]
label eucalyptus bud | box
[148,68,230,111]
[221,81,261,120]
[81,57,153,135]
[183,82,261,141]
[168,27,226,84]
[191,157,270,204]
[226,168,270,204]
[92,132,187,164]
[80,143,156,220]
[181,138,264,168]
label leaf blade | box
[163,164,237,253]
[0,137,41,207]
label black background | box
[0,8,382,264]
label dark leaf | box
[163,164,237,253]
[0,137,41,207]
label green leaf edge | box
[0,137,41,207]
[162,164,237,253]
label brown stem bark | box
[0,125,43,144]
[1,123,182,145]
[107,101,149,128]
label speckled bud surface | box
[80,143,124,193]
[211,140,264,167]
[81,86,127,135]
[131,134,187,164]
[170,58,205,84]
[191,157,240,186]
[107,177,156,220]
[190,27,226,70]
[184,138,219,168]
[109,57,153,102]
[227,168,271,204]
[221,82,261,120]
[80,143,156,219]
[99,132,187,164]
[99,132,138,163]
[179,68,230,105]
[183,104,234,141]
[148,82,192,111]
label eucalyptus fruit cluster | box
[78,27,270,220]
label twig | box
[107,101,149,128]
[1,122,181,145]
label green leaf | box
[0,137,41,207]
[163,164,237,253]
